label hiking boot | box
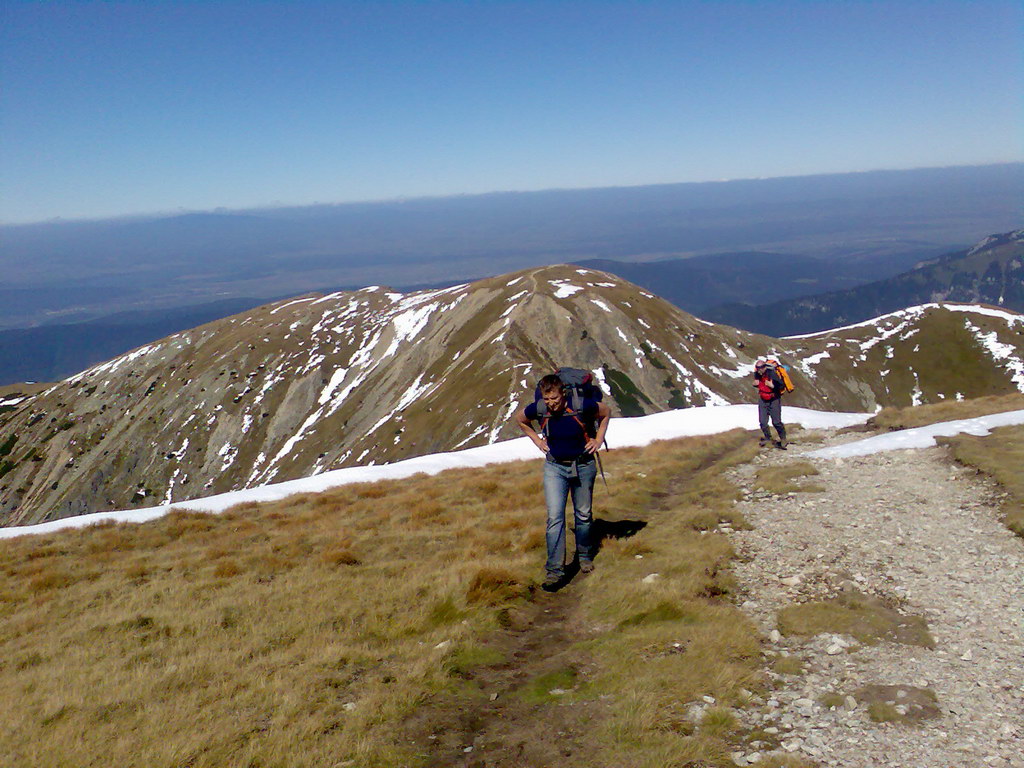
[774,440,787,450]
[759,437,769,447]
[579,560,595,574]
[542,574,562,591]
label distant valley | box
[704,230,1024,336]
[2,163,1019,332]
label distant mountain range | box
[2,265,1022,527]
[576,247,937,314]
[2,164,1020,332]
[703,230,1024,336]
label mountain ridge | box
[704,229,1024,336]
[1,265,1022,526]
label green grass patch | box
[777,591,934,648]
[755,461,824,495]
[602,366,653,417]
[444,643,505,679]
[519,666,580,703]
[941,423,1024,538]
[858,685,940,724]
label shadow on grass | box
[592,518,648,555]
[540,518,643,593]
[542,519,648,593]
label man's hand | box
[584,437,601,454]
[534,437,549,455]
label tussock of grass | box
[777,591,934,648]
[819,692,846,709]
[858,685,940,724]
[755,461,824,495]
[941,423,1024,537]
[465,566,524,605]
[870,392,1024,431]
[771,654,806,676]
[0,429,762,767]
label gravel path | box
[725,429,1024,768]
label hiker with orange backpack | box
[753,358,790,449]
[515,371,611,590]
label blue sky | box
[2,0,1021,224]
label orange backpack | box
[765,359,795,394]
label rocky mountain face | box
[704,230,1024,336]
[2,265,1023,526]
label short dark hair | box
[538,374,563,394]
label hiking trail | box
[724,427,1023,767]
[402,581,610,767]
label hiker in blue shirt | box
[515,373,611,590]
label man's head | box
[538,374,565,412]
[755,359,767,375]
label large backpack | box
[765,359,795,395]
[532,367,604,436]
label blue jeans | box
[543,458,597,577]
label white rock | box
[434,640,451,650]
[780,575,802,586]
[343,702,357,711]
[961,649,974,661]
[769,629,782,643]
[826,643,844,655]
[642,573,661,584]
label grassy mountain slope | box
[1,266,1022,527]
[0,430,761,768]
[705,230,1024,336]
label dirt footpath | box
[727,430,1024,768]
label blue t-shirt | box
[525,398,599,461]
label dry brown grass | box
[0,430,765,767]
[755,461,824,495]
[941,423,1024,538]
[869,392,1024,431]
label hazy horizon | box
[3,161,1019,228]
[2,1,1021,224]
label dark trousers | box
[758,398,786,441]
